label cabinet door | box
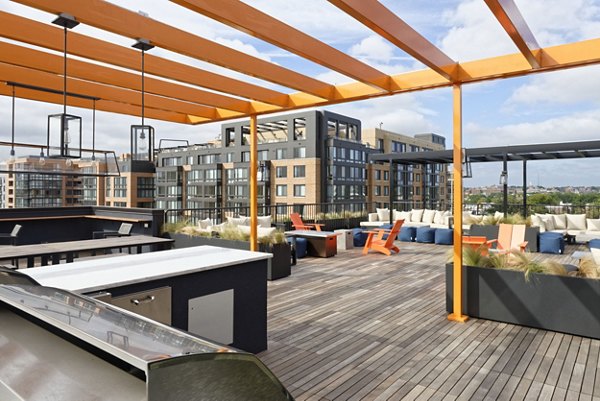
[110,286,172,325]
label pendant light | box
[131,38,155,162]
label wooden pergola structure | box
[2,0,600,323]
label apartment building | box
[156,110,448,212]
[362,128,449,209]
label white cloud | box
[349,35,394,63]
[506,66,600,107]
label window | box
[241,151,250,162]
[276,185,287,196]
[375,170,381,180]
[377,139,384,151]
[258,150,269,161]
[327,120,337,138]
[294,147,306,158]
[392,141,406,153]
[384,171,389,180]
[225,127,235,147]
[186,156,194,165]
[114,177,127,198]
[338,122,347,139]
[384,186,389,196]
[293,165,305,178]
[275,148,287,159]
[294,118,306,140]
[375,186,381,196]
[162,157,181,167]
[293,184,305,197]
[348,124,358,140]
[137,177,154,198]
[105,177,111,197]
[276,166,287,178]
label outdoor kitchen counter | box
[24,246,270,293]
[24,246,271,353]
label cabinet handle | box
[131,295,155,305]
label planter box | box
[469,224,539,252]
[446,264,600,340]
[166,233,290,280]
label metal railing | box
[465,203,600,218]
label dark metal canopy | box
[369,140,600,165]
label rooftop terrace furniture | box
[362,219,404,256]
[531,213,600,242]
[290,212,323,231]
[96,222,133,239]
[462,236,491,256]
[360,208,451,229]
[488,223,528,253]
[0,224,21,246]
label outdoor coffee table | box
[284,230,340,258]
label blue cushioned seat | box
[434,228,453,245]
[589,239,600,249]
[399,226,417,242]
[416,226,436,243]
[539,232,564,254]
[352,228,368,247]
[287,237,308,259]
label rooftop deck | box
[260,242,600,401]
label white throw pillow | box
[197,218,212,229]
[566,214,586,231]
[368,213,379,222]
[393,210,411,221]
[587,219,600,231]
[433,211,444,225]
[410,209,424,223]
[422,209,436,224]
[494,211,504,220]
[530,215,545,232]
[257,215,272,228]
[227,216,249,226]
[541,215,555,231]
[552,214,567,229]
[376,208,390,222]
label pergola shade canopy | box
[0,0,598,124]
[369,141,600,165]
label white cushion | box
[494,211,504,220]
[239,225,276,238]
[368,213,379,222]
[566,214,586,231]
[197,218,212,229]
[393,210,411,221]
[422,209,436,224]
[551,214,567,229]
[541,215,555,231]
[226,216,249,226]
[376,208,390,222]
[591,248,600,265]
[433,211,444,225]
[257,215,272,228]
[410,209,424,223]
[530,215,545,232]
[587,219,600,232]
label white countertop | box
[23,246,271,293]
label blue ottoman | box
[399,226,417,242]
[589,239,600,249]
[539,232,564,254]
[416,226,436,243]
[287,237,308,259]
[434,228,453,245]
[352,228,368,247]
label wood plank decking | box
[259,242,600,401]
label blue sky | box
[1,0,600,187]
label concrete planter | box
[445,264,600,340]
[166,233,291,280]
[469,224,539,252]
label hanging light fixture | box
[8,85,15,163]
[130,38,155,162]
[47,12,82,160]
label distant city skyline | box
[1,1,599,188]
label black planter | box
[469,224,539,252]
[446,264,600,340]
[165,233,291,280]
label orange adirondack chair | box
[462,236,492,256]
[290,212,323,231]
[362,219,404,256]
[488,223,528,253]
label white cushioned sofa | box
[360,208,452,229]
[194,215,276,238]
[530,213,600,242]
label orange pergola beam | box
[0,62,227,120]
[171,0,391,91]
[0,84,197,124]
[12,0,336,100]
[484,0,541,69]
[0,41,253,115]
[328,0,457,81]
[0,11,288,109]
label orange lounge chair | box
[462,235,492,256]
[290,213,323,231]
[488,223,528,253]
[362,219,404,256]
